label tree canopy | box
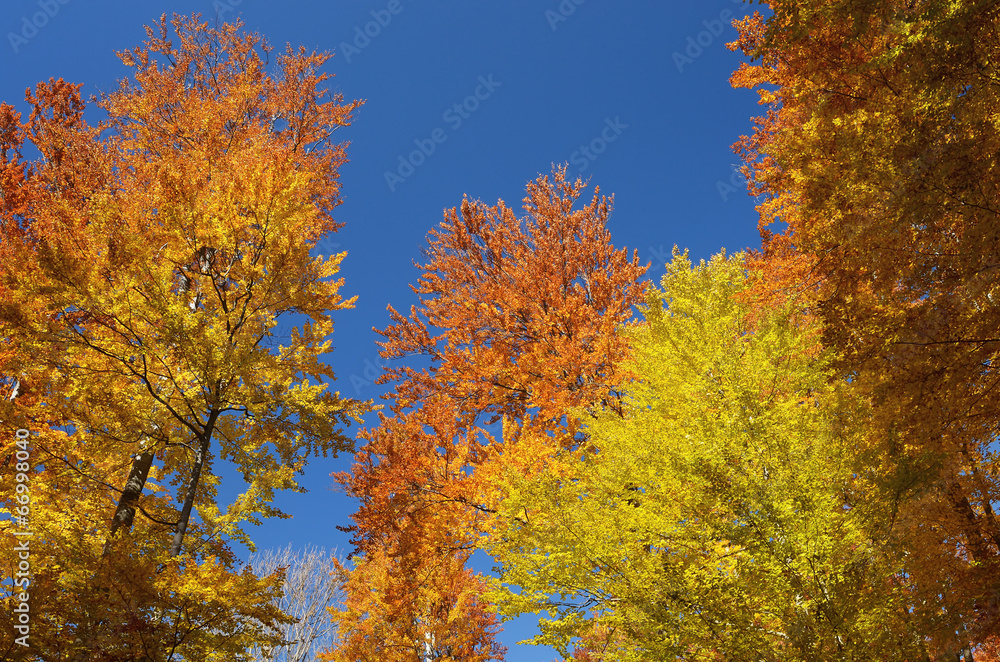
[3,4,1000,661]
[0,14,368,660]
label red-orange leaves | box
[341,167,648,554]
[379,167,647,424]
[329,168,647,661]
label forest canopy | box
[2,3,999,661]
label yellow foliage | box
[484,251,921,660]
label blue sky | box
[2,0,765,656]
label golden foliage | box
[0,14,367,660]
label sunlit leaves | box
[327,168,646,661]
[484,252,917,661]
[730,0,1000,650]
[0,13,367,660]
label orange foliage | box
[0,14,365,659]
[730,0,1000,652]
[327,168,647,660]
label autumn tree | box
[729,0,1000,654]
[484,251,925,661]
[325,168,647,661]
[0,14,367,660]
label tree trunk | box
[949,481,992,563]
[103,450,154,555]
[169,413,217,556]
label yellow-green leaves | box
[484,251,916,660]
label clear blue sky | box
[2,0,764,656]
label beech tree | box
[326,168,647,661]
[728,1,1000,653]
[484,251,921,660]
[0,14,367,660]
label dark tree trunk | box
[169,412,218,556]
[102,450,154,556]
